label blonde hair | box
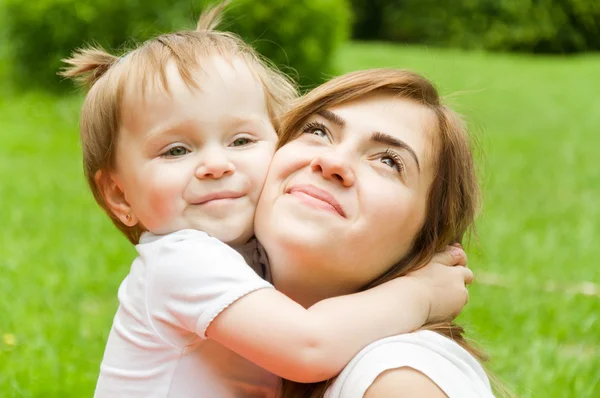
[60,1,298,244]
[277,69,500,397]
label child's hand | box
[405,245,473,322]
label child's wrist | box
[391,276,431,324]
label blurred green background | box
[0,0,598,397]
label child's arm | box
[207,246,472,383]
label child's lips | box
[193,191,245,205]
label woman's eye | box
[301,121,329,139]
[163,146,189,157]
[231,137,254,147]
[380,150,404,173]
[310,128,327,138]
[380,157,398,169]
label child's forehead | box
[119,55,272,135]
[208,56,260,82]
[124,55,263,100]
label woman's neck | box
[269,259,359,308]
[274,279,331,308]
[260,237,362,307]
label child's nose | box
[195,151,235,179]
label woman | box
[252,68,493,397]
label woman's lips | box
[287,184,346,218]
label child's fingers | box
[430,246,467,267]
[462,266,474,285]
[453,247,468,267]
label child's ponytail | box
[196,0,229,32]
[59,47,120,88]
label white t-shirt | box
[325,330,494,398]
[94,229,279,398]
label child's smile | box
[108,56,278,245]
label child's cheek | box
[143,172,186,233]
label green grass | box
[1,42,599,397]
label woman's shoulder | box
[324,330,494,398]
[363,367,448,398]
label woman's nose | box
[195,150,235,179]
[310,152,355,187]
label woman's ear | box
[95,169,138,227]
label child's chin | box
[221,234,254,247]
[208,225,254,247]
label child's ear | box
[95,169,138,227]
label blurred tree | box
[350,0,600,54]
[3,0,187,90]
[226,0,351,88]
[349,0,385,40]
[2,0,350,91]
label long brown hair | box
[278,69,485,397]
[59,1,297,244]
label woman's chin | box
[266,222,336,251]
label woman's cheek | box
[363,182,416,230]
[269,143,307,180]
[245,148,275,194]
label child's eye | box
[162,146,190,157]
[230,137,255,147]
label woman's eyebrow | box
[317,110,346,127]
[371,132,421,172]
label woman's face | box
[255,93,438,296]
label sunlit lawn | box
[1,42,598,397]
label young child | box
[62,4,472,397]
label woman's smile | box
[287,184,346,218]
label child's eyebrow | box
[224,114,270,131]
[143,114,270,144]
[145,119,193,140]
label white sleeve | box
[144,230,274,343]
[324,331,495,398]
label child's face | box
[111,56,277,245]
